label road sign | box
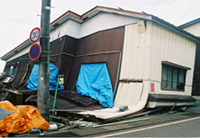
[29,43,41,60]
[30,27,41,43]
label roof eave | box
[151,15,200,43]
[1,39,31,61]
[179,18,200,29]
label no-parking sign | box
[29,43,41,60]
[30,27,41,43]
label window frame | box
[6,62,19,77]
[161,61,189,92]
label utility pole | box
[38,0,51,122]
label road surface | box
[93,116,200,137]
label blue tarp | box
[76,63,113,108]
[27,62,64,90]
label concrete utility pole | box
[38,0,51,122]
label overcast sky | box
[0,0,199,72]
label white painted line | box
[94,118,150,128]
[95,116,200,138]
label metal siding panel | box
[177,34,182,64]
[150,24,158,81]
[143,22,152,80]
[123,83,136,106]
[120,25,133,80]
[155,25,162,81]
[150,23,196,95]
[120,22,147,80]
[160,26,166,61]
[131,83,143,106]
[114,82,143,107]
[135,23,146,79]
[141,81,149,100]
[130,23,139,79]
[114,83,129,106]
[114,82,124,104]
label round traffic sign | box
[29,44,41,60]
[30,27,41,43]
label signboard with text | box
[30,27,41,43]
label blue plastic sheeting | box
[27,62,64,90]
[76,63,113,108]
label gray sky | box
[0,0,199,72]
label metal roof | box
[179,18,200,29]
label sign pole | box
[38,0,51,122]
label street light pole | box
[38,0,51,122]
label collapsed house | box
[0,6,199,121]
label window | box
[6,62,19,77]
[161,64,186,91]
[9,66,16,77]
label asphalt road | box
[15,102,200,137]
[93,116,200,137]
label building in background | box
[179,18,200,97]
[179,18,200,37]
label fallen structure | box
[0,6,199,121]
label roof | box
[152,15,200,43]
[1,6,200,61]
[179,18,200,29]
[50,6,151,29]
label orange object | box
[0,101,49,137]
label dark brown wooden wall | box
[2,27,125,93]
[1,54,32,89]
[64,27,125,93]
[58,36,77,88]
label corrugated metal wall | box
[115,21,150,107]
[120,21,151,81]
[150,23,196,95]
[116,21,196,108]
[114,82,143,107]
